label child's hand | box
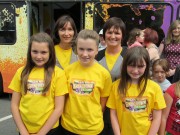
[148,113,153,121]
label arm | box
[110,109,121,135]
[158,43,164,56]
[158,93,173,135]
[148,109,162,135]
[37,95,65,135]
[11,91,29,135]
[100,97,108,112]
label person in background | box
[152,59,171,93]
[9,33,68,135]
[127,28,144,49]
[53,15,78,69]
[96,17,127,135]
[159,20,180,82]
[173,64,180,83]
[107,47,166,135]
[98,29,107,51]
[159,79,180,135]
[144,28,160,63]
[61,29,112,135]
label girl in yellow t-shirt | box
[53,15,78,69]
[107,47,166,135]
[9,33,68,135]
[61,29,112,135]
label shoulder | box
[94,62,110,76]
[165,83,175,97]
[96,49,106,61]
[147,79,160,88]
[64,61,79,71]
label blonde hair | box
[165,20,180,44]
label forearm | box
[11,104,29,135]
[100,97,108,112]
[158,118,167,135]
[37,108,62,135]
[148,110,162,135]
[37,96,64,135]
[110,109,121,135]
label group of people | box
[9,14,180,135]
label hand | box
[148,113,153,121]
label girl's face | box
[31,41,49,67]
[172,24,180,37]
[105,27,122,47]
[153,65,166,83]
[127,59,146,84]
[77,38,98,67]
[136,31,144,44]
[58,21,74,44]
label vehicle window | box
[0,3,16,44]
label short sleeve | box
[106,80,119,109]
[8,67,23,93]
[154,84,166,110]
[165,84,175,98]
[54,67,68,96]
[100,71,112,97]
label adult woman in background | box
[53,15,78,69]
[96,17,127,135]
[159,20,180,82]
[144,28,159,63]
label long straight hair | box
[118,47,150,98]
[165,20,180,44]
[21,32,56,94]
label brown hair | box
[53,15,77,45]
[175,80,180,98]
[165,20,180,44]
[144,28,159,44]
[127,28,142,46]
[103,17,126,43]
[152,59,170,72]
[21,32,55,94]
[119,47,150,98]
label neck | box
[106,45,122,55]
[59,42,71,50]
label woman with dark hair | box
[53,15,78,69]
[96,17,127,135]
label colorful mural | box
[0,1,28,93]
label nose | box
[36,53,42,59]
[111,33,115,38]
[82,50,88,57]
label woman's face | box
[105,26,122,47]
[58,21,74,45]
[172,24,180,37]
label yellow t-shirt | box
[61,61,112,134]
[107,79,166,135]
[105,50,121,71]
[55,45,72,69]
[9,66,68,133]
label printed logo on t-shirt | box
[27,80,44,94]
[71,79,95,95]
[122,97,148,113]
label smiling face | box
[58,22,75,45]
[127,59,146,84]
[105,26,122,47]
[31,41,50,67]
[172,24,180,37]
[77,38,98,67]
